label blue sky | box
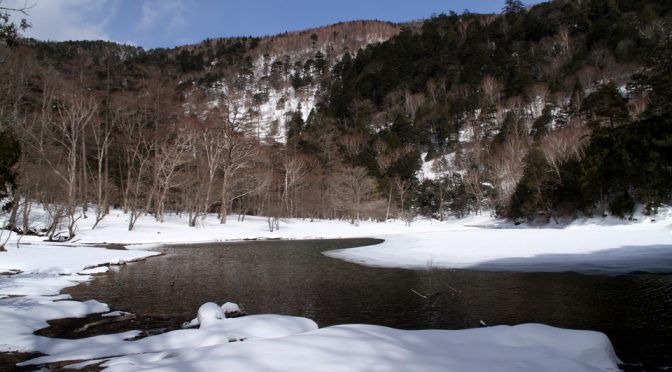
[7,0,545,49]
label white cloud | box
[4,0,116,42]
[140,0,185,31]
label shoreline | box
[1,211,669,370]
[121,235,382,251]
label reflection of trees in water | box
[65,241,672,366]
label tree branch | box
[0,1,36,16]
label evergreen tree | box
[582,83,629,128]
[531,105,554,140]
[0,4,30,46]
[503,0,525,15]
[286,109,305,143]
[0,129,20,200]
[509,148,553,221]
[637,35,672,116]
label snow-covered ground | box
[15,303,623,372]
[93,322,623,372]
[326,224,672,274]
[1,207,670,370]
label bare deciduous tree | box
[463,169,486,214]
[334,166,378,225]
[282,154,307,217]
[18,80,95,239]
[154,134,191,222]
[527,83,550,118]
[489,124,528,208]
[374,142,413,220]
[541,123,591,179]
[480,75,501,107]
[215,103,258,224]
[430,151,458,221]
[404,89,425,121]
[90,110,116,229]
[117,111,154,231]
[186,127,224,226]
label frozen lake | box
[67,239,672,370]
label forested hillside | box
[312,0,672,221]
[1,0,671,239]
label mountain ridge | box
[0,0,671,237]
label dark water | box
[66,239,672,369]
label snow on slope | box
[418,151,457,180]
[252,85,318,142]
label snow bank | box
[14,302,619,372]
[184,301,245,328]
[98,323,619,372]
[0,295,110,352]
[2,205,497,249]
[197,302,225,327]
[221,301,241,314]
[16,300,316,366]
[325,228,672,274]
[0,243,159,352]
[2,206,670,369]
[0,244,159,275]
[182,302,318,341]
[194,313,318,342]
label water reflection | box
[67,239,672,369]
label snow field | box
[98,323,620,372]
[15,301,621,372]
[1,207,670,370]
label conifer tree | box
[503,0,525,15]
[0,3,30,46]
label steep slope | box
[172,20,401,142]
[1,0,671,230]
[309,0,672,220]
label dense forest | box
[1,0,671,240]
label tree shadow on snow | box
[467,245,672,275]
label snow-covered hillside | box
[184,20,401,143]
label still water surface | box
[67,239,672,369]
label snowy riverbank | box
[1,208,670,370]
[10,205,669,275]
